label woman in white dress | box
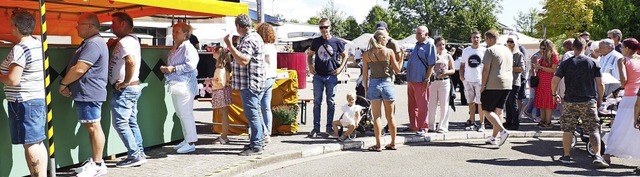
[603,38,640,164]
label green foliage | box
[387,0,502,43]
[589,0,640,40]
[342,16,362,40]
[272,104,299,125]
[514,8,542,38]
[538,0,602,38]
[315,0,347,37]
[306,16,321,25]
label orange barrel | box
[277,52,307,89]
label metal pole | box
[257,0,264,23]
[38,0,56,176]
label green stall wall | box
[0,45,183,177]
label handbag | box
[530,75,540,88]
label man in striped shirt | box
[224,14,266,156]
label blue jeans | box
[261,78,275,136]
[240,89,265,149]
[111,85,144,158]
[527,87,540,117]
[312,74,338,131]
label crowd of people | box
[3,8,640,176]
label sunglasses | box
[540,47,546,50]
[319,26,330,29]
[506,41,514,43]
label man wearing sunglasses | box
[307,18,348,138]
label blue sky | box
[243,0,543,28]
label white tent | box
[351,33,373,49]
[400,34,416,45]
[497,32,541,59]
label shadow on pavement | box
[404,141,499,150]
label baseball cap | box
[375,21,388,30]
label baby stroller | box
[338,90,374,139]
[573,88,622,156]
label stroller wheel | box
[587,140,606,157]
[571,135,577,149]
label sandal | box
[384,144,397,150]
[367,145,382,152]
[213,137,229,144]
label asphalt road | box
[243,138,640,177]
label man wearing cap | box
[375,21,406,134]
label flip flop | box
[367,145,381,152]
[384,144,397,150]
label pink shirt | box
[623,57,640,96]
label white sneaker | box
[498,130,510,146]
[476,125,485,132]
[76,161,107,177]
[177,143,196,154]
[73,158,93,173]
[485,137,497,145]
[174,140,187,150]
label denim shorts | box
[8,99,46,144]
[367,78,396,101]
[75,101,104,123]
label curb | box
[211,130,564,177]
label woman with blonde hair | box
[162,22,200,153]
[362,30,403,151]
[533,39,559,128]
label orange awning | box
[0,0,248,43]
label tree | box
[342,16,362,40]
[387,0,502,43]
[538,0,602,38]
[589,0,640,40]
[360,5,402,39]
[306,16,321,25]
[315,0,347,37]
[513,8,542,38]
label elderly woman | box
[504,36,525,130]
[256,23,277,143]
[427,37,454,133]
[362,30,403,151]
[0,10,48,176]
[161,22,200,153]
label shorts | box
[211,86,233,109]
[559,101,599,133]
[75,101,104,123]
[340,119,355,127]
[481,90,510,111]
[367,78,396,101]
[463,80,482,104]
[8,99,46,144]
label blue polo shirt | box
[406,40,437,82]
[67,34,109,102]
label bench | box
[298,98,313,125]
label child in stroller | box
[331,92,363,141]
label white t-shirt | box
[341,104,363,124]
[453,57,462,70]
[355,49,363,59]
[110,36,141,84]
[0,38,45,102]
[562,51,574,62]
[264,43,278,79]
[460,46,486,82]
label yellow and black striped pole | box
[38,0,56,176]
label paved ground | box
[55,68,585,177]
[248,138,640,177]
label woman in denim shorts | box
[362,30,403,151]
[1,11,48,177]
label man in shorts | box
[460,31,487,132]
[59,13,109,176]
[479,30,512,146]
[552,37,608,167]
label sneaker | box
[436,129,448,133]
[116,155,146,168]
[176,143,196,154]
[593,155,610,168]
[264,135,271,144]
[73,158,94,173]
[307,129,319,138]
[174,140,187,150]
[464,124,477,131]
[325,128,334,135]
[239,147,263,156]
[498,130,510,146]
[76,161,107,177]
[485,137,497,145]
[416,130,426,136]
[476,125,485,132]
[559,156,575,164]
